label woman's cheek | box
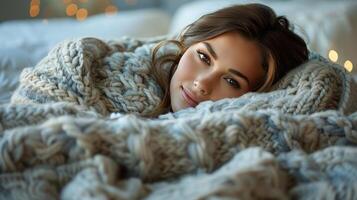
[177,52,197,80]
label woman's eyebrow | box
[203,42,217,60]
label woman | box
[10,3,308,118]
[150,3,308,115]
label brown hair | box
[149,3,308,117]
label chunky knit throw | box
[1,36,357,200]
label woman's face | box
[170,32,266,112]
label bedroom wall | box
[0,0,191,21]
[0,0,29,21]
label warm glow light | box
[66,3,78,16]
[105,5,118,15]
[31,0,40,6]
[344,60,353,72]
[29,5,40,17]
[76,8,88,21]
[328,50,339,62]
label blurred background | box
[0,0,355,72]
[0,0,356,103]
[0,0,191,21]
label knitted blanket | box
[1,37,357,200]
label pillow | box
[169,0,357,74]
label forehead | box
[205,32,261,65]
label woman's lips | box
[181,86,199,107]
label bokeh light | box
[76,8,88,21]
[344,60,353,72]
[28,0,126,20]
[66,3,78,16]
[31,0,40,6]
[29,5,40,17]
[328,50,338,62]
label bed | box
[1,0,357,103]
[1,0,357,199]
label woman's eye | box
[224,78,241,89]
[196,50,210,65]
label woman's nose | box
[193,70,217,96]
[193,80,208,96]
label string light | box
[76,8,88,21]
[344,60,353,72]
[328,50,338,62]
[31,0,40,6]
[28,0,127,20]
[29,5,40,17]
[66,3,78,16]
[29,0,40,17]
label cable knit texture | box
[1,36,357,200]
